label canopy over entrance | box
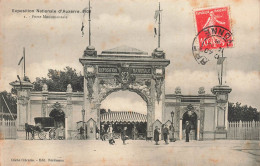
[101,111,147,140]
[101,111,147,124]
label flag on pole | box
[217,57,226,65]
[18,56,24,65]
[81,7,90,37]
[154,9,160,37]
[17,47,26,81]
[82,7,88,17]
[154,10,160,22]
[17,53,24,81]
[81,22,85,36]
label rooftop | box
[101,45,149,56]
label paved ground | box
[0,139,259,166]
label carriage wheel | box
[38,131,47,140]
[49,129,56,140]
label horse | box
[25,123,36,140]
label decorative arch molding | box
[180,104,200,120]
[46,102,66,117]
[98,78,152,105]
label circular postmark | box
[192,25,233,65]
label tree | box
[32,66,84,92]
[228,102,259,121]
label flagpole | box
[220,54,223,85]
[88,0,91,46]
[23,47,25,80]
[158,2,161,48]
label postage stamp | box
[192,6,233,65]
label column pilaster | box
[211,85,232,139]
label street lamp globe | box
[82,109,85,116]
[171,111,174,118]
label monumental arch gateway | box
[80,46,170,139]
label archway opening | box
[100,90,147,140]
[49,108,65,128]
[182,111,197,140]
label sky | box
[0,0,259,114]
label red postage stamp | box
[194,7,233,51]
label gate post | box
[179,119,182,140]
[147,103,154,137]
[10,80,33,139]
[211,85,232,139]
[197,119,200,140]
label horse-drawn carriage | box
[25,117,60,140]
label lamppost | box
[82,109,86,139]
[171,111,174,124]
[170,111,175,142]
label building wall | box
[163,105,175,124]
[30,104,42,124]
[14,81,231,140]
[164,92,219,140]
[203,106,215,140]
[29,91,84,138]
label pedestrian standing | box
[79,126,84,140]
[100,125,106,141]
[169,123,175,142]
[121,126,127,145]
[162,124,169,144]
[58,125,65,140]
[96,126,100,140]
[154,126,160,145]
[132,126,137,140]
[107,124,115,145]
[185,121,191,142]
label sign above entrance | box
[98,67,152,74]
[133,68,152,74]
[98,67,118,73]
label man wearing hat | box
[185,121,191,142]
[100,124,106,141]
[162,124,169,144]
[154,126,160,145]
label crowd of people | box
[154,121,191,145]
[79,121,192,145]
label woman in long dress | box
[107,124,115,145]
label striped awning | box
[101,111,147,123]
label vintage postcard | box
[0,0,259,166]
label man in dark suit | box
[100,125,106,141]
[162,125,169,144]
[154,126,160,145]
[185,121,191,142]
